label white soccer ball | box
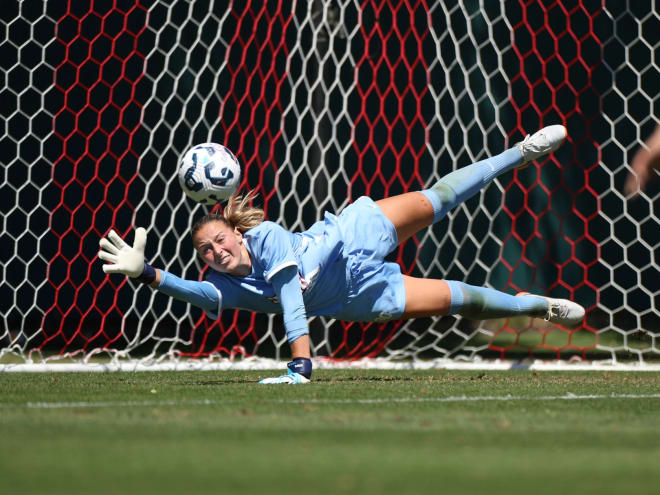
[177,143,241,204]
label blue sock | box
[421,147,521,223]
[445,281,547,319]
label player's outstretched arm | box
[99,228,219,313]
[625,124,660,195]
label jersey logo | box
[299,266,319,292]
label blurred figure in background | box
[625,124,660,195]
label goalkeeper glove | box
[259,358,312,384]
[98,228,156,284]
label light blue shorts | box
[333,197,406,322]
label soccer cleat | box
[515,125,567,168]
[258,368,310,384]
[516,292,585,327]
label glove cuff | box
[136,262,157,284]
[287,357,312,379]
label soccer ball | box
[177,143,241,204]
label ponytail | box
[222,189,265,232]
[191,190,265,238]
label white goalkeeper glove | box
[98,227,149,278]
[259,368,310,384]
[259,358,312,384]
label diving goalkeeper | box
[98,125,585,384]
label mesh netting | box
[1,0,658,365]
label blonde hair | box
[191,189,265,238]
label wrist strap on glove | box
[136,262,156,284]
[287,357,312,379]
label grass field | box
[1,370,659,495]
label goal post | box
[1,0,658,368]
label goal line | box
[1,358,659,373]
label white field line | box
[2,393,660,410]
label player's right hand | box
[98,228,147,278]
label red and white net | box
[1,1,658,366]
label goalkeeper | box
[99,125,585,384]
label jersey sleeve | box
[270,265,308,343]
[157,270,221,317]
[246,222,298,282]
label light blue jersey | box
[204,197,406,322]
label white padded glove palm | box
[98,228,147,278]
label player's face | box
[193,221,251,276]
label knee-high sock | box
[445,280,547,319]
[420,147,521,222]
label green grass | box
[1,370,659,495]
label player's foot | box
[516,125,567,168]
[516,292,585,327]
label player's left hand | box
[98,228,147,278]
[259,368,310,384]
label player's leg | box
[376,138,521,244]
[401,276,546,319]
[375,192,435,245]
[401,275,585,325]
[376,125,567,245]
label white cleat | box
[517,292,585,327]
[516,124,567,168]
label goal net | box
[1,0,658,367]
